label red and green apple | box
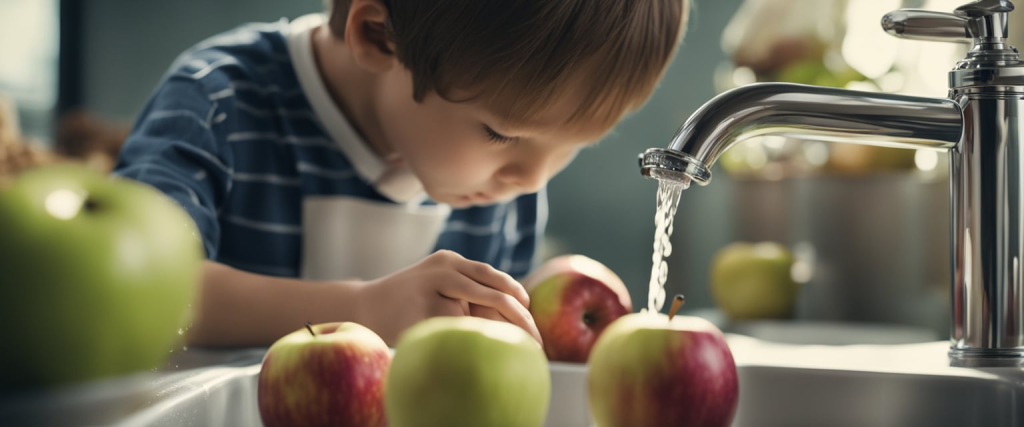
[588,312,739,427]
[525,254,632,362]
[258,322,391,427]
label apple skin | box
[588,313,739,427]
[0,165,202,389]
[258,322,391,427]
[386,316,551,427]
[526,255,632,363]
[711,242,799,320]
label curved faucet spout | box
[640,83,963,185]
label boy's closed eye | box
[483,124,517,145]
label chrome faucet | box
[641,0,1024,367]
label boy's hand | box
[355,250,541,346]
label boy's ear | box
[344,0,397,74]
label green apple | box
[386,316,551,427]
[588,313,738,426]
[0,165,203,389]
[258,322,391,427]
[711,242,799,320]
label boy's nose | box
[496,162,547,194]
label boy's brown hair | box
[326,0,688,127]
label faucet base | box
[949,347,1024,368]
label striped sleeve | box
[113,75,234,259]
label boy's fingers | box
[431,296,467,317]
[454,260,531,309]
[440,278,542,344]
[469,304,507,322]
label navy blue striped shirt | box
[113,17,545,279]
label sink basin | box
[729,320,939,345]
[727,335,1024,427]
[2,336,1021,426]
[689,308,941,346]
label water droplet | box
[177,328,184,335]
[182,346,189,352]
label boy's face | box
[374,68,612,208]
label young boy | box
[113,0,688,347]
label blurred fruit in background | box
[386,317,550,427]
[826,143,917,174]
[710,242,800,320]
[1,92,128,179]
[53,110,129,173]
[0,164,203,390]
[0,93,59,181]
[258,322,390,427]
[715,0,965,179]
[712,0,962,335]
[0,94,21,146]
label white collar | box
[285,14,426,204]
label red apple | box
[525,255,632,362]
[588,313,738,427]
[257,322,390,427]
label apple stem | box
[669,294,685,320]
[305,322,316,337]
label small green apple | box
[0,165,203,389]
[711,242,799,320]
[386,316,551,427]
